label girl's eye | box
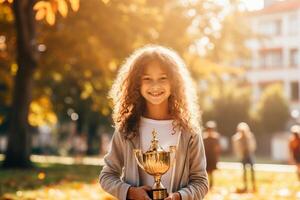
[142,77,151,81]
[160,76,168,80]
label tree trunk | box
[87,122,98,155]
[3,0,38,168]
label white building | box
[246,0,300,115]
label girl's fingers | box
[141,185,152,191]
[165,193,178,200]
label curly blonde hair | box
[109,45,201,139]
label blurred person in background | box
[203,120,221,188]
[72,133,87,164]
[232,122,256,192]
[288,125,300,181]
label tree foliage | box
[252,84,290,134]
[201,79,251,137]
[0,0,80,168]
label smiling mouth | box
[148,91,164,97]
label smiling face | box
[140,61,171,107]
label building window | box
[258,19,282,36]
[274,20,281,35]
[260,49,282,68]
[288,14,298,35]
[290,49,299,67]
[291,81,299,101]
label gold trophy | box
[134,129,176,200]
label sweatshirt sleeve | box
[178,133,209,200]
[99,132,131,200]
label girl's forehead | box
[142,61,168,74]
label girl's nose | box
[150,81,161,89]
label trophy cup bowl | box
[134,130,176,200]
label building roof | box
[251,0,300,15]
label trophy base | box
[148,188,168,200]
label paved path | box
[0,154,297,172]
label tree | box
[201,79,251,137]
[253,84,290,134]
[185,52,248,137]
[1,0,79,168]
[0,2,14,135]
[2,0,38,168]
[207,0,251,66]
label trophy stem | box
[151,175,168,200]
[153,175,164,189]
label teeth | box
[149,92,163,96]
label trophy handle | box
[169,145,176,153]
[133,149,145,170]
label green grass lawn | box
[206,168,300,200]
[0,163,112,200]
[0,162,299,200]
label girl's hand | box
[127,185,152,200]
[164,192,181,200]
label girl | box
[99,45,208,200]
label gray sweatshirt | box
[99,130,208,200]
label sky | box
[240,0,264,10]
[180,0,264,11]
[217,0,264,11]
